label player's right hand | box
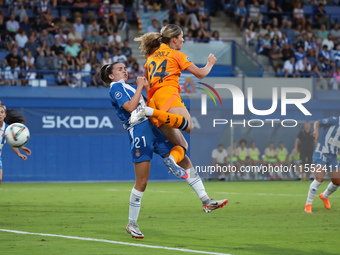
[207,54,217,66]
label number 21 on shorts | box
[134,136,146,148]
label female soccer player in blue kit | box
[0,104,31,185]
[100,62,228,239]
[305,117,340,213]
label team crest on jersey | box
[115,91,122,100]
[135,149,141,158]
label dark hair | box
[4,108,26,124]
[99,62,120,84]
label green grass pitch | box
[0,181,339,255]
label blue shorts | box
[128,120,172,163]
[313,152,339,172]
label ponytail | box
[4,109,26,125]
[134,32,162,58]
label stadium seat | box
[50,9,60,19]
[60,9,71,20]
[324,6,340,23]
[0,51,7,62]
[26,9,34,18]
[96,53,102,63]
[43,74,57,86]
[259,5,268,24]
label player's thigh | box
[158,125,188,150]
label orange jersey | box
[144,44,193,94]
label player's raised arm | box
[186,54,217,79]
[10,146,27,161]
[313,121,320,140]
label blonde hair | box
[134,24,182,58]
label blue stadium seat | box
[259,5,268,24]
[96,53,102,63]
[26,9,34,18]
[324,6,340,23]
[0,51,7,62]
[43,74,57,86]
[302,5,314,16]
[50,9,60,19]
[60,9,71,19]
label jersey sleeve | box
[319,117,339,127]
[109,83,130,109]
[175,51,194,71]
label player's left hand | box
[18,154,27,161]
[21,146,31,155]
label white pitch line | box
[0,229,232,255]
[107,189,340,198]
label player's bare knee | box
[316,178,324,183]
[331,178,340,186]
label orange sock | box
[170,145,185,163]
[152,109,189,131]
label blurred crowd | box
[234,0,340,88]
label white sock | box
[323,182,339,199]
[185,167,209,203]
[145,106,154,116]
[306,180,322,205]
[129,187,144,223]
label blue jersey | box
[109,79,172,163]
[109,78,147,130]
[315,117,340,155]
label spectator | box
[51,36,65,56]
[52,52,66,70]
[282,21,295,43]
[99,0,112,20]
[248,141,263,175]
[292,2,306,28]
[20,15,32,37]
[4,63,19,86]
[305,24,314,40]
[279,33,292,48]
[150,0,161,12]
[55,29,68,48]
[294,121,315,180]
[259,24,272,39]
[264,142,278,179]
[139,0,151,13]
[4,47,22,68]
[330,67,340,90]
[294,23,304,42]
[35,50,51,72]
[87,19,100,35]
[171,0,186,27]
[295,46,306,62]
[75,51,88,69]
[269,42,283,74]
[258,33,271,56]
[245,22,257,47]
[32,16,43,34]
[317,55,331,74]
[68,26,83,46]
[71,0,90,21]
[314,3,330,29]
[281,42,295,61]
[43,15,59,36]
[9,0,27,23]
[65,51,76,70]
[267,0,282,27]
[184,0,199,29]
[56,15,72,34]
[317,24,329,41]
[319,44,332,60]
[270,26,282,40]
[283,56,296,77]
[91,64,104,87]
[110,0,127,29]
[121,40,133,63]
[88,50,99,69]
[184,29,195,43]
[65,40,80,57]
[275,141,291,179]
[234,0,247,31]
[210,30,223,43]
[295,56,312,77]
[24,34,39,58]
[100,16,114,35]
[196,21,210,41]
[312,64,328,89]
[330,23,340,41]
[113,48,127,65]
[57,64,71,86]
[15,28,28,49]
[127,61,142,81]
[40,29,55,48]
[270,34,280,47]
[332,44,340,67]
[26,65,37,86]
[101,51,113,66]
[236,139,250,179]
[110,27,122,48]
[99,30,112,55]
[147,19,160,33]
[322,34,335,51]
[73,17,85,38]
[6,14,20,34]
[36,0,52,20]
[85,29,100,51]
[198,1,210,24]
[309,35,319,59]
[18,61,28,86]
[23,50,35,68]
[71,64,87,87]
[248,0,262,28]
[211,144,228,181]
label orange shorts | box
[147,86,186,126]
